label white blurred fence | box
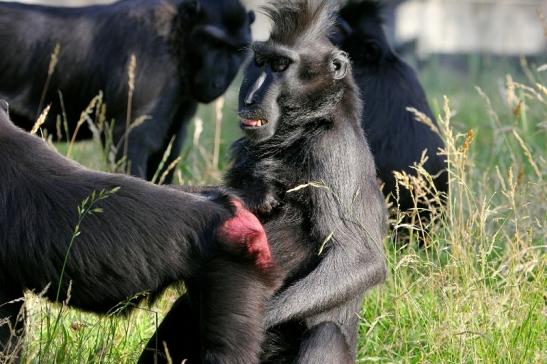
[397,0,547,56]
[3,0,546,55]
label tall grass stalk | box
[213,97,225,170]
[36,44,60,118]
[38,188,120,362]
[66,94,103,159]
[123,54,137,174]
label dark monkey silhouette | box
[140,1,388,363]
[0,0,255,181]
[0,100,279,364]
[336,1,448,225]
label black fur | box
[141,1,388,362]
[337,0,448,222]
[0,0,254,181]
[0,102,278,363]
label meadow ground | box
[6,57,546,363]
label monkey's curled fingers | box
[248,193,280,216]
[218,199,274,271]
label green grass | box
[5,58,546,363]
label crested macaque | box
[140,1,388,363]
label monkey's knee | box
[295,322,353,364]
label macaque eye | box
[254,54,266,67]
[270,57,290,72]
[210,38,224,48]
[363,41,381,63]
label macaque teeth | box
[242,119,268,127]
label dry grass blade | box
[460,129,475,157]
[476,86,502,125]
[317,231,334,256]
[66,93,103,158]
[163,342,174,364]
[512,81,545,104]
[193,117,204,147]
[114,115,151,153]
[151,136,176,185]
[37,43,60,117]
[157,156,182,185]
[535,82,547,97]
[213,97,225,169]
[286,181,331,194]
[123,54,137,171]
[407,106,440,135]
[512,130,542,179]
[31,105,51,135]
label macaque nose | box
[245,72,267,106]
[244,93,255,106]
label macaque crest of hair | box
[262,0,338,45]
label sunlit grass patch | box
[356,61,546,363]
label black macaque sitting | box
[0,0,254,181]
[337,1,448,229]
[0,100,279,364]
[140,1,388,363]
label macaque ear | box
[180,0,202,17]
[337,17,353,38]
[331,51,349,80]
[248,10,256,25]
[329,16,353,46]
